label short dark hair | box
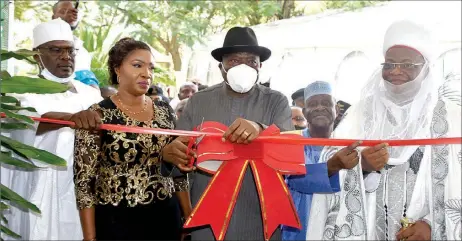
[52,0,73,14]
[147,85,163,96]
[291,88,304,101]
[107,37,151,85]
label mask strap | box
[37,55,45,70]
[221,63,234,88]
[221,63,228,73]
[37,55,51,73]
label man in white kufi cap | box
[2,18,102,240]
[282,81,361,241]
[169,81,198,110]
[307,20,461,241]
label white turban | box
[383,20,434,61]
[180,81,198,90]
[33,18,74,48]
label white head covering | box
[304,81,333,102]
[33,18,74,48]
[383,19,435,61]
[358,19,439,163]
[180,81,198,90]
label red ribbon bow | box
[183,122,306,240]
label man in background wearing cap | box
[308,20,461,241]
[3,18,102,240]
[291,88,305,108]
[282,81,360,240]
[52,0,99,89]
[162,26,293,240]
[169,81,198,110]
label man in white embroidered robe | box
[307,20,461,241]
[1,19,102,240]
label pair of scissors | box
[187,118,205,168]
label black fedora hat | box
[211,27,271,62]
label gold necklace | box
[116,94,148,116]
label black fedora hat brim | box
[211,45,271,62]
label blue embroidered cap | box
[75,70,100,86]
[304,81,333,102]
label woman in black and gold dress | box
[74,38,191,240]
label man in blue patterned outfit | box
[282,81,361,240]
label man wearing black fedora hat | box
[161,26,293,240]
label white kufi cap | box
[180,81,198,90]
[383,20,434,61]
[33,18,74,48]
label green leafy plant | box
[0,49,69,239]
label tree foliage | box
[11,0,380,85]
[97,0,302,72]
[13,0,53,22]
[324,0,388,11]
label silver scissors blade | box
[195,117,205,146]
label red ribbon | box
[183,122,305,241]
[3,114,461,239]
[3,114,460,147]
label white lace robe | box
[307,97,461,240]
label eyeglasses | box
[38,47,78,57]
[381,63,424,70]
[292,116,305,122]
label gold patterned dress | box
[73,98,188,240]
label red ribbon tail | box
[250,161,301,241]
[183,160,249,241]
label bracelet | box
[83,238,96,241]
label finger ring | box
[243,131,250,137]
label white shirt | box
[73,36,92,72]
[2,80,102,240]
[169,97,180,110]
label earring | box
[117,75,120,83]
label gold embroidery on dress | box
[74,101,188,209]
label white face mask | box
[39,56,75,84]
[222,64,258,93]
[383,63,429,104]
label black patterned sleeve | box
[157,100,190,192]
[73,104,102,209]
